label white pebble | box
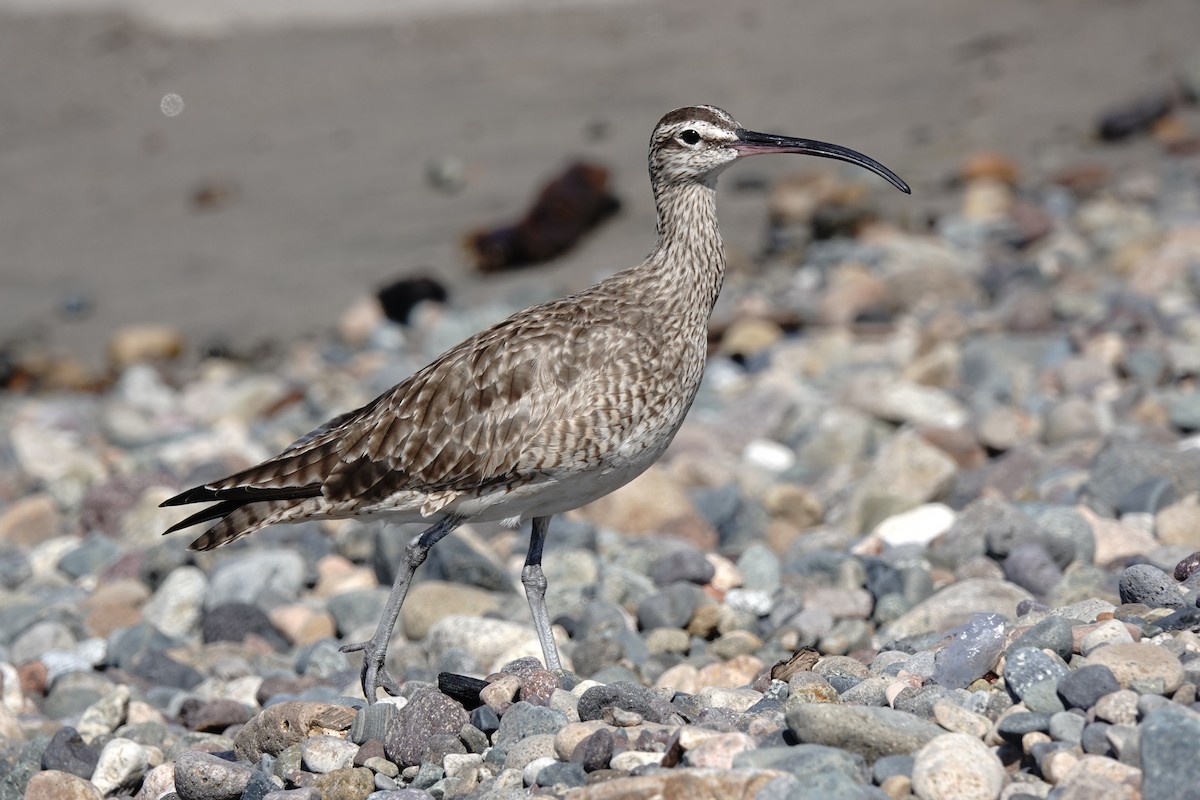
[91,737,160,795]
[873,503,957,547]
[911,732,1004,800]
[522,756,559,786]
[743,438,796,473]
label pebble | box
[3,145,1200,800]
[90,737,160,795]
[911,733,1004,800]
[1057,664,1122,710]
[173,750,257,800]
[1118,564,1186,609]
[23,770,103,800]
[786,704,944,762]
[300,735,358,774]
[1085,642,1184,694]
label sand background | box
[1,0,1198,366]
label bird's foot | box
[340,639,402,702]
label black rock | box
[570,728,615,772]
[1057,664,1121,710]
[40,727,98,779]
[469,705,500,736]
[437,673,487,710]
[201,603,289,651]
[377,276,449,325]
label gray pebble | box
[174,750,256,800]
[1119,564,1186,609]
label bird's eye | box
[679,129,701,145]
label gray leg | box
[521,515,563,673]
[340,515,463,702]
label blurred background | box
[1,0,1198,370]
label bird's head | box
[648,104,910,194]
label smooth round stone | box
[648,546,715,587]
[1035,507,1095,568]
[881,578,1033,642]
[1092,690,1139,726]
[1085,643,1184,694]
[1003,542,1064,596]
[301,735,359,774]
[1079,619,1135,655]
[637,583,705,630]
[503,734,558,771]
[736,543,782,594]
[11,620,77,664]
[1057,664,1122,710]
[22,770,103,800]
[644,627,690,655]
[786,703,944,762]
[911,733,1005,800]
[142,566,207,639]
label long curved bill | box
[734,129,911,194]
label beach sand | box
[1,0,1197,365]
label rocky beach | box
[5,1,1200,799]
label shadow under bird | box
[162,105,910,702]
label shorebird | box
[162,105,909,702]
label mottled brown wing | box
[166,293,656,513]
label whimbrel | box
[162,105,910,702]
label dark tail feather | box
[187,503,274,551]
[162,500,246,534]
[161,482,321,508]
